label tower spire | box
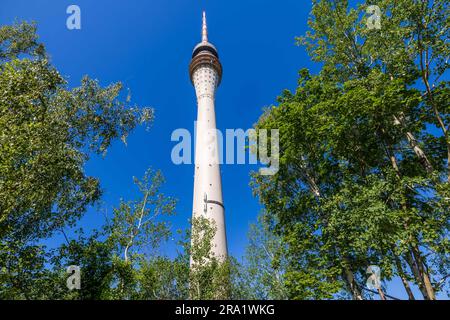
[202,11,208,43]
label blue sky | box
[1,0,446,299]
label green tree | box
[51,230,115,300]
[0,21,153,298]
[188,216,231,300]
[47,169,179,300]
[252,0,449,300]
[104,168,177,299]
[136,255,189,300]
[233,212,289,300]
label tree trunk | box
[342,257,363,300]
[295,160,321,198]
[393,114,434,174]
[299,167,364,300]
[393,255,415,300]
[377,287,387,300]
[343,267,363,300]
[418,36,449,180]
[380,136,434,300]
[387,71,433,175]
[404,251,430,300]
[411,245,436,300]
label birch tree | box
[252,0,449,300]
[0,21,153,298]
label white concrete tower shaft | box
[189,11,227,260]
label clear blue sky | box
[1,0,445,299]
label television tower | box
[189,11,228,262]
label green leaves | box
[0,22,154,242]
[253,0,449,299]
[106,169,176,264]
[0,22,45,62]
[0,22,154,298]
[235,212,289,300]
[188,216,231,300]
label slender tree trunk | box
[377,287,387,300]
[343,268,363,300]
[393,114,433,174]
[393,255,415,300]
[123,191,149,262]
[381,138,433,300]
[411,245,436,300]
[298,164,364,300]
[418,33,449,180]
[342,257,363,300]
[295,160,321,198]
[404,251,430,300]
[379,127,401,177]
[387,72,433,174]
